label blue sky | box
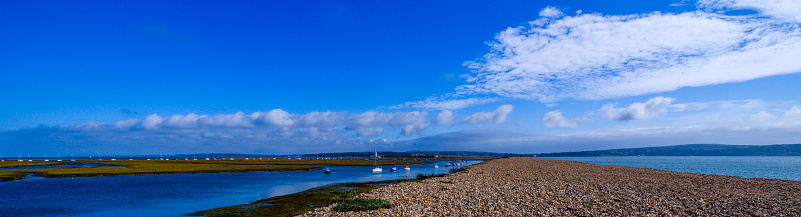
[2,0,800,155]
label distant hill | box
[534,144,801,157]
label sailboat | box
[19,154,23,162]
[372,147,382,173]
[324,156,331,174]
[404,158,410,170]
[57,154,62,162]
[28,154,32,162]
[44,155,49,162]
[434,155,439,168]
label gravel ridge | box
[302,157,801,216]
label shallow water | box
[543,156,801,181]
[0,161,478,217]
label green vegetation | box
[185,179,415,217]
[0,161,64,168]
[416,173,447,180]
[331,198,391,212]
[0,170,24,181]
[0,160,319,181]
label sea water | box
[543,156,801,181]
[0,161,479,217]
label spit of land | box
[304,157,801,216]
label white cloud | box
[435,110,454,125]
[539,6,565,18]
[197,112,255,128]
[455,2,801,102]
[784,106,801,120]
[542,110,578,129]
[255,109,294,127]
[602,97,676,121]
[71,120,106,130]
[113,119,139,129]
[390,97,498,110]
[293,111,346,127]
[68,105,519,139]
[164,113,203,128]
[137,114,164,130]
[749,110,778,122]
[459,104,514,124]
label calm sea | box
[543,156,801,181]
[0,161,479,217]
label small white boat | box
[404,165,410,171]
[372,146,382,172]
[325,157,331,174]
[390,167,397,172]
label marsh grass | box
[0,161,64,168]
[0,160,319,181]
[331,198,391,212]
[416,173,447,180]
[0,170,23,181]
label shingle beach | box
[303,157,801,216]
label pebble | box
[301,157,801,216]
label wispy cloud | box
[390,97,498,110]
[450,1,801,103]
[699,0,801,22]
[669,99,766,112]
